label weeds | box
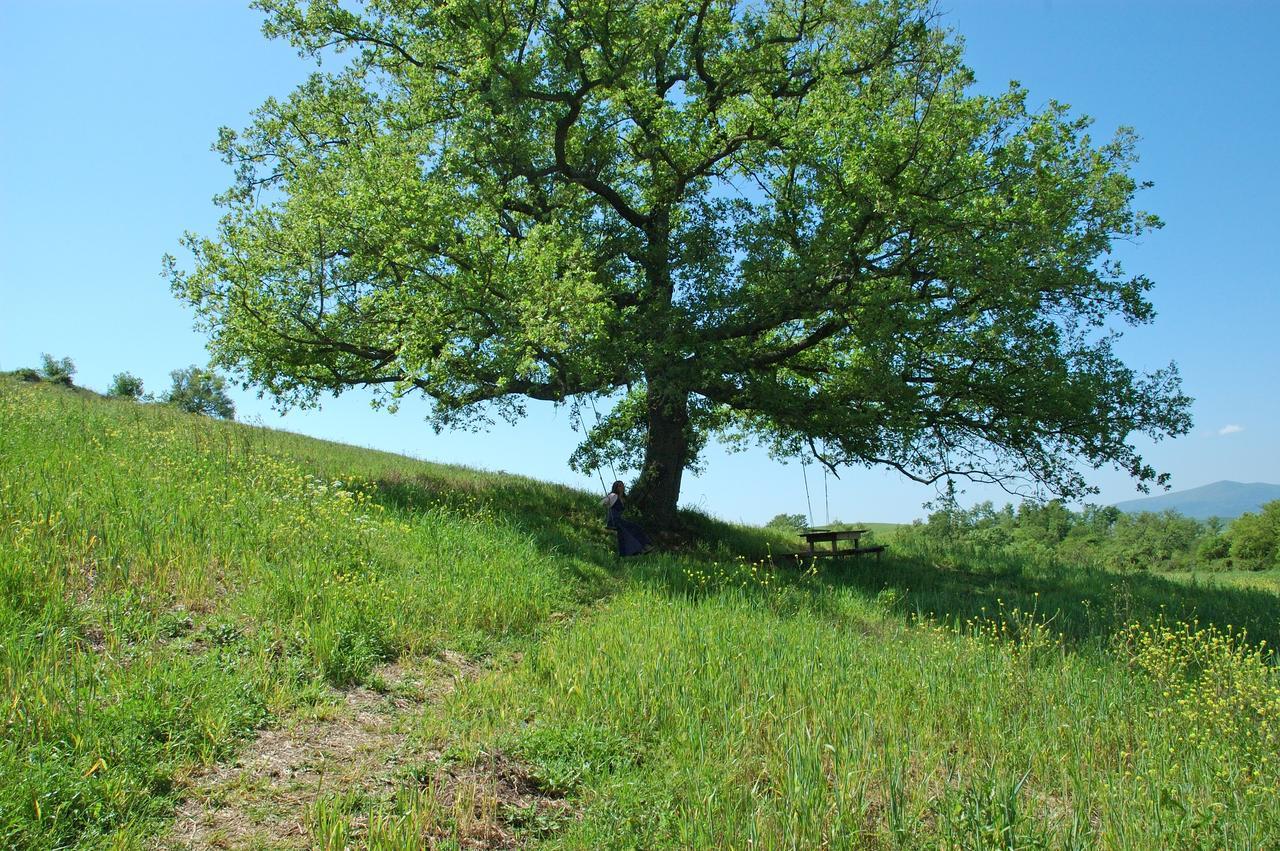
[4,377,1279,848]
[0,379,575,847]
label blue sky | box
[2,0,1277,524]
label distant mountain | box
[1112,481,1280,521]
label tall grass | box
[0,380,590,847]
[3,377,1278,848]
[438,581,1278,848]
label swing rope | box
[586,395,618,487]
[801,441,834,529]
[823,465,830,526]
[801,457,815,529]
[585,396,621,530]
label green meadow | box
[2,376,1278,849]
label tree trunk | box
[631,213,689,530]
[630,384,690,531]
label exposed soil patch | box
[161,660,429,849]
[159,653,570,850]
[158,655,427,848]
[421,750,575,848]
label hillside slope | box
[1113,479,1280,520]
[2,378,1278,849]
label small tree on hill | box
[39,353,76,386]
[163,366,235,419]
[108,372,146,401]
[766,513,810,534]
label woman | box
[602,480,652,556]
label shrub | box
[1195,532,1231,563]
[1104,511,1202,571]
[108,372,145,400]
[38,353,76,386]
[162,365,235,419]
[1228,501,1280,569]
[1012,499,1074,547]
[766,513,809,534]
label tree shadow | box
[794,548,1280,649]
[366,467,1279,650]
[371,467,632,594]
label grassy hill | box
[3,377,1278,849]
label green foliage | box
[939,769,1051,850]
[765,512,808,534]
[171,0,1191,525]
[1014,500,1074,548]
[1105,510,1203,571]
[510,721,641,795]
[1195,530,1231,562]
[38,353,75,386]
[161,365,234,419]
[1229,501,1280,568]
[896,493,1233,573]
[900,493,1277,573]
[107,371,145,400]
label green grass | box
[0,379,601,847]
[3,377,1278,849]
[432,553,1279,848]
[1164,569,1280,595]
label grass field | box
[2,377,1278,849]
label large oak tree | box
[171,0,1191,528]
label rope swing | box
[586,396,621,528]
[824,465,831,526]
[801,456,815,529]
[586,394,618,483]
[800,443,832,528]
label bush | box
[12,368,41,382]
[38,353,76,386]
[162,365,235,419]
[1013,499,1074,547]
[108,372,145,401]
[766,513,809,534]
[1227,501,1280,569]
[1195,533,1231,563]
[1104,511,1202,571]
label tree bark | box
[630,384,691,531]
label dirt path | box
[158,651,567,850]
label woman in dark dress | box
[602,480,652,556]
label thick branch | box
[552,93,651,229]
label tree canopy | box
[163,366,236,420]
[108,372,146,401]
[39,354,76,387]
[170,0,1191,527]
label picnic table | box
[799,528,886,560]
